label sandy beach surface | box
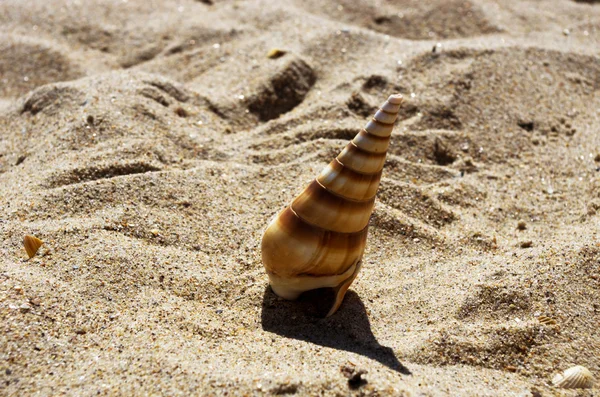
[1,0,599,395]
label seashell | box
[552,365,595,389]
[261,94,403,316]
[267,48,287,59]
[23,235,43,259]
[537,315,557,326]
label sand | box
[1,0,599,395]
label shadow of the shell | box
[260,286,411,375]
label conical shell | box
[24,235,43,259]
[261,94,403,316]
[552,365,595,389]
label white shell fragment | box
[552,365,595,389]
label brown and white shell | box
[261,94,403,316]
[552,365,595,389]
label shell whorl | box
[261,94,403,316]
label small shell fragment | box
[538,315,557,326]
[267,48,287,59]
[24,235,43,259]
[552,365,594,389]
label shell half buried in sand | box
[552,365,595,389]
[261,94,403,317]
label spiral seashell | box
[552,365,595,389]
[23,235,43,259]
[261,94,403,316]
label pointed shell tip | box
[387,94,403,104]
